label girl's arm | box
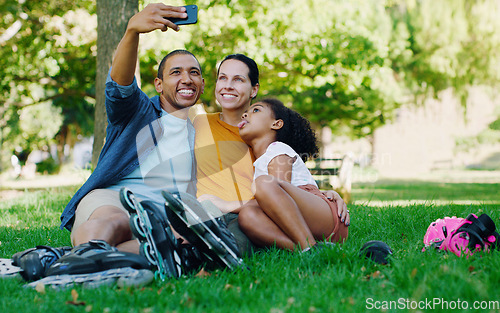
[269,154,350,226]
[267,154,295,182]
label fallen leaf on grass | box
[66,289,86,306]
[410,268,417,279]
[224,284,241,293]
[341,297,355,305]
[440,264,449,272]
[364,270,383,281]
[195,268,211,277]
[35,283,46,294]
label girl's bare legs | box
[240,175,335,251]
[238,203,296,250]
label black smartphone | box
[169,5,198,25]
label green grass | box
[352,180,500,203]
[1,183,499,313]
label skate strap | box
[35,245,70,261]
[71,240,116,257]
[455,214,498,250]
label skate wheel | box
[189,223,206,235]
[141,242,157,266]
[162,191,183,213]
[204,233,226,255]
[224,255,242,269]
[120,188,136,213]
[130,214,147,240]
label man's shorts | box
[71,189,130,245]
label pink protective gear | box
[423,213,499,257]
[422,216,466,251]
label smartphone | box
[169,5,198,25]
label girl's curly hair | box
[260,98,319,162]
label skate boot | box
[162,190,245,271]
[46,239,151,277]
[120,188,185,280]
[11,245,72,281]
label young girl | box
[237,98,349,251]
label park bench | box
[431,159,454,170]
[306,153,354,202]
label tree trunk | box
[92,0,138,168]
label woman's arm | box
[322,190,350,226]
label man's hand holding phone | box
[168,5,198,25]
[128,3,197,35]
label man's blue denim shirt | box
[60,72,196,231]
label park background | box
[1,1,500,312]
[1,0,499,194]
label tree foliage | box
[1,0,499,170]
[0,0,96,168]
[388,0,500,105]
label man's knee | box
[72,206,131,246]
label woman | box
[194,54,259,213]
[193,54,350,252]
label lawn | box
[0,179,499,313]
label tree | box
[93,0,138,167]
[387,0,500,105]
[0,0,96,169]
[2,0,499,172]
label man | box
[57,3,240,277]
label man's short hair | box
[157,50,202,79]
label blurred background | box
[1,0,499,191]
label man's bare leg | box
[72,205,137,253]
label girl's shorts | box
[298,184,349,243]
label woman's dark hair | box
[260,98,319,162]
[157,49,201,79]
[218,54,259,87]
